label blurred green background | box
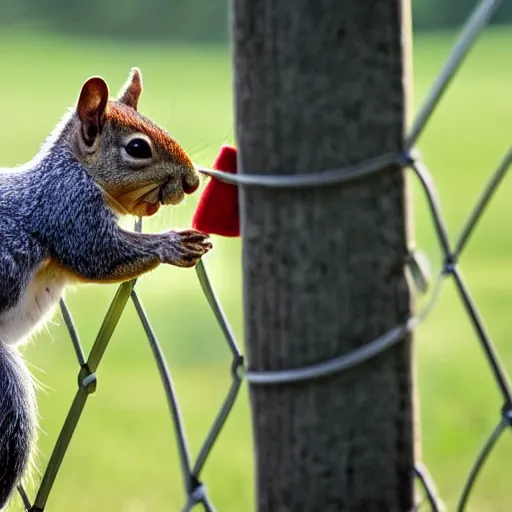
[2,0,512,41]
[1,2,511,511]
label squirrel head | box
[67,68,200,217]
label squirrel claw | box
[165,229,212,268]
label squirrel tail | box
[0,341,36,508]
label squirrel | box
[0,67,212,508]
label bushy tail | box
[0,341,36,509]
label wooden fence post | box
[233,0,415,509]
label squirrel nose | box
[182,174,199,194]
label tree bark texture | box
[233,1,414,511]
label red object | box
[192,145,240,237]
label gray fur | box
[0,102,211,507]
[0,342,35,508]
[0,136,122,508]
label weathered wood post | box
[233,0,415,510]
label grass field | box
[1,24,511,512]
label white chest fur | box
[0,259,68,345]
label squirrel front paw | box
[160,229,213,268]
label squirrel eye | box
[125,138,152,159]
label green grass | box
[0,24,511,512]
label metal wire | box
[413,463,445,512]
[456,417,508,512]
[16,0,510,510]
[196,151,404,188]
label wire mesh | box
[16,0,510,510]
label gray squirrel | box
[0,68,212,508]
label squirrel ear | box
[117,67,143,110]
[77,76,109,147]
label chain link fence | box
[16,0,510,510]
